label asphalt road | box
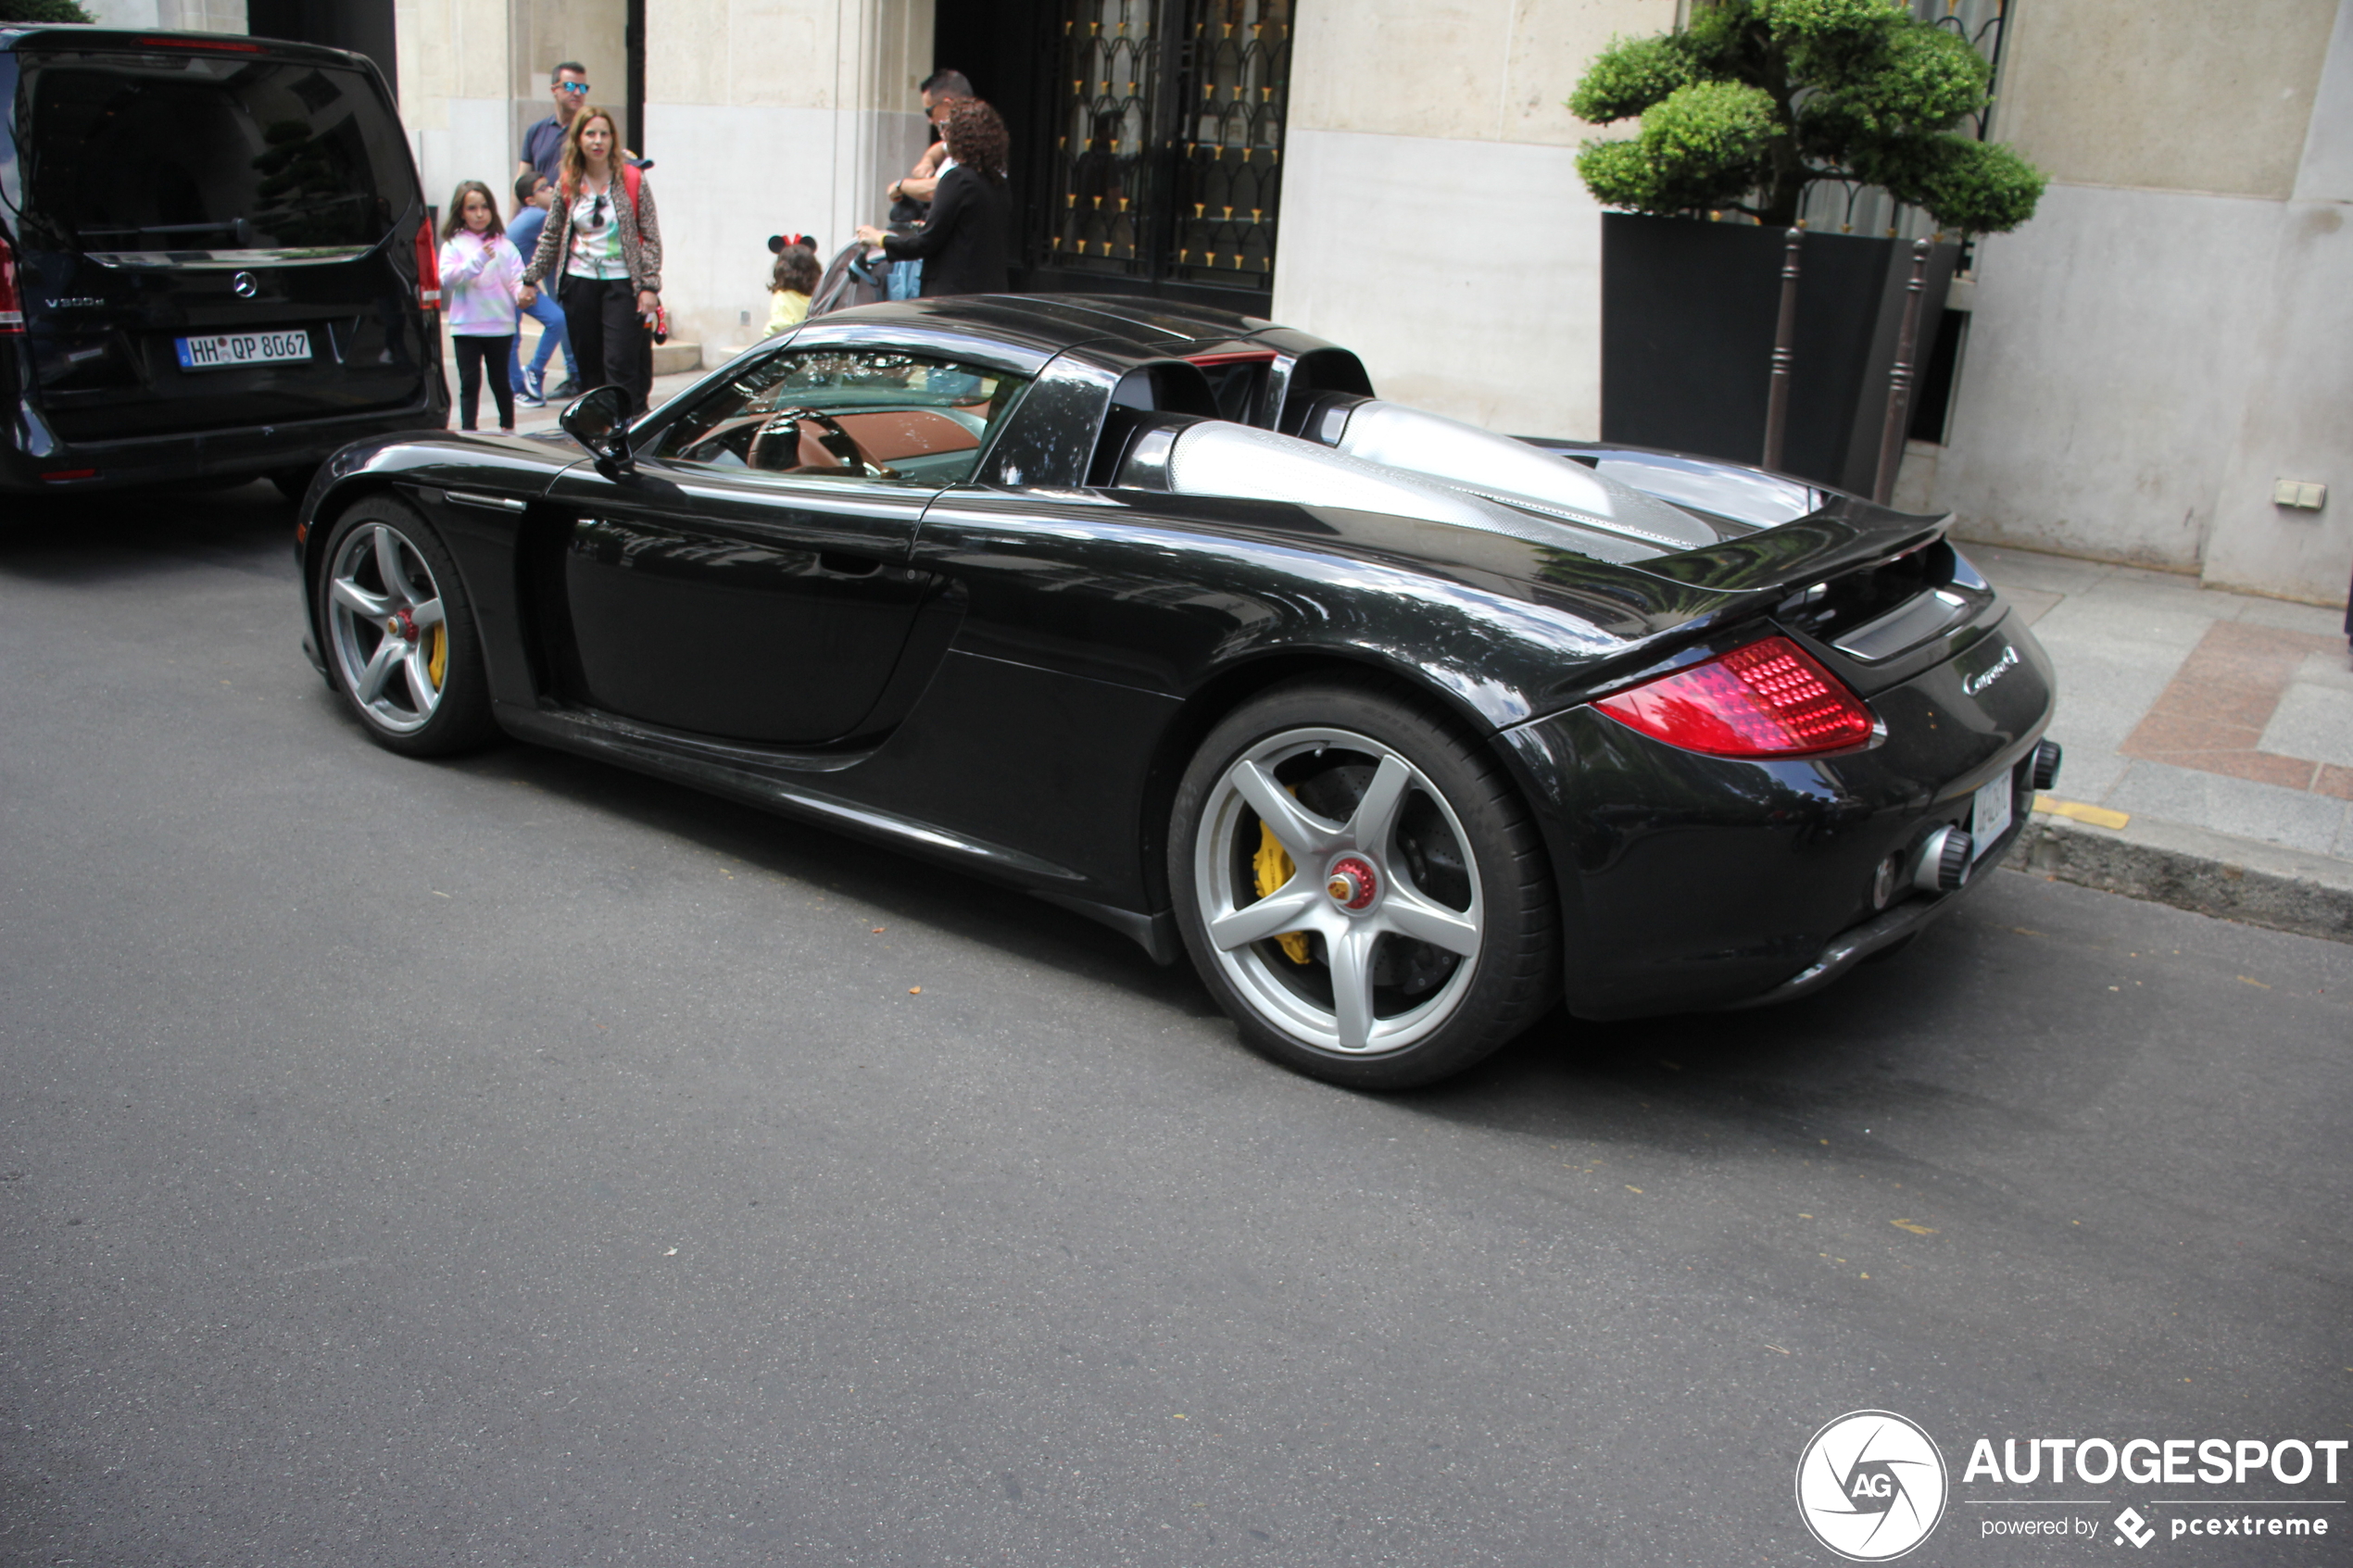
[3,483,2347,1567]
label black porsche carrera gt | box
[293,295,2057,1088]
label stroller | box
[808,242,889,318]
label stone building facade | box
[73,0,2353,607]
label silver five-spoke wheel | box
[325,519,450,735]
[1171,682,1558,1089]
[313,496,497,758]
[1197,726,1484,1056]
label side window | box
[651,346,1029,485]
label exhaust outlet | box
[1910,826,1974,894]
[2031,738,2063,791]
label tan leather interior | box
[831,408,980,462]
[747,408,984,472]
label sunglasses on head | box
[558,81,591,94]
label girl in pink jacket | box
[438,182,525,433]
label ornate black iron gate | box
[1027,0,1293,306]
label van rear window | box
[13,51,411,254]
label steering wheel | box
[746,407,899,478]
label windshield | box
[11,50,411,253]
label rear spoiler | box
[1632,493,1951,595]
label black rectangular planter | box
[1600,212,1957,495]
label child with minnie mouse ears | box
[763,233,821,337]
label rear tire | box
[314,495,497,758]
[1169,679,1559,1089]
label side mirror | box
[560,385,635,478]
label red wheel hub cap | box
[1326,856,1378,910]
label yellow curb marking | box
[2033,793,2131,830]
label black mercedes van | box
[0,26,447,497]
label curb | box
[2015,810,2353,946]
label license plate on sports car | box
[175,330,311,370]
[1971,770,2014,858]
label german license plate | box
[175,330,311,370]
[1971,769,2014,858]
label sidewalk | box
[1974,543,2353,943]
[437,319,711,436]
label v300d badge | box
[292,295,2059,1088]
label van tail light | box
[140,35,263,51]
[1594,635,1876,758]
[0,232,24,333]
[413,221,441,310]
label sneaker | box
[521,366,545,402]
[515,390,547,408]
[547,377,579,398]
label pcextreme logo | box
[1796,1411,1951,1561]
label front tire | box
[314,495,497,758]
[1169,680,1559,1089]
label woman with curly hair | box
[857,98,1011,296]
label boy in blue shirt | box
[506,173,580,405]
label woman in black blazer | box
[858,99,1012,296]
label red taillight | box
[0,232,23,334]
[1594,635,1876,758]
[1185,349,1277,368]
[413,222,441,310]
[140,35,263,51]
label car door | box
[539,343,1031,746]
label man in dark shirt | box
[516,61,590,190]
[891,69,972,207]
[880,69,972,300]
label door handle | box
[447,490,526,513]
[817,551,882,577]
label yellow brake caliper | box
[426,622,447,690]
[1252,816,1312,965]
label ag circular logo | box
[1795,1410,1948,1561]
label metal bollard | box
[1872,238,1933,506]
[1761,225,1803,472]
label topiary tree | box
[0,1,98,21]
[1569,0,2045,235]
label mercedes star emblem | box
[231,271,258,298]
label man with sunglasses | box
[518,62,592,191]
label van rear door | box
[7,41,429,442]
